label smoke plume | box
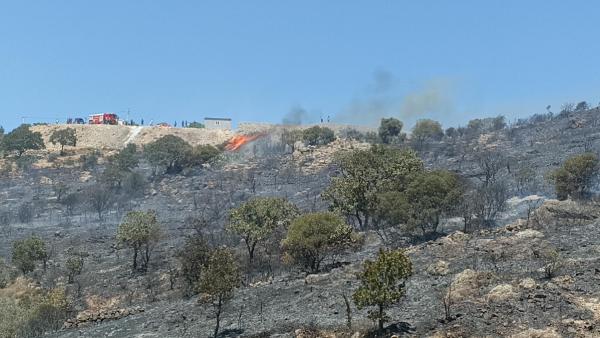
[334,71,454,126]
[282,105,310,125]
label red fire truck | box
[88,113,119,125]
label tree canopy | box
[49,128,77,154]
[117,210,161,272]
[2,124,45,157]
[227,197,299,263]
[323,145,423,229]
[282,212,359,273]
[144,135,192,174]
[550,153,599,200]
[302,126,335,146]
[378,117,404,144]
[12,236,48,274]
[353,248,413,331]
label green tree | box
[401,170,463,236]
[102,144,139,188]
[323,145,423,229]
[575,101,589,112]
[353,249,413,332]
[282,212,360,273]
[198,248,241,338]
[12,236,49,274]
[491,115,506,131]
[117,210,161,272]
[49,128,77,154]
[187,121,205,128]
[549,153,599,200]
[302,126,335,146]
[177,236,211,296]
[143,135,192,174]
[378,117,403,144]
[411,119,443,149]
[65,255,84,284]
[185,144,221,167]
[227,197,299,263]
[2,124,45,157]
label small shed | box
[204,117,232,130]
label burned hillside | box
[2,107,600,337]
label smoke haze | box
[334,71,454,127]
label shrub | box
[188,121,205,128]
[282,212,359,273]
[302,126,335,146]
[0,258,16,288]
[185,145,221,167]
[122,171,147,197]
[353,248,413,332]
[339,128,365,141]
[549,153,599,200]
[0,286,69,337]
[79,150,100,170]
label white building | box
[204,117,232,130]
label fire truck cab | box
[89,113,119,125]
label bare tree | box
[87,184,112,220]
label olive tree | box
[282,212,360,273]
[227,197,299,264]
[323,145,423,229]
[177,236,211,296]
[12,236,48,274]
[65,255,84,284]
[198,248,241,338]
[401,170,462,236]
[2,124,45,157]
[378,117,404,144]
[143,135,192,174]
[117,210,161,273]
[549,153,599,200]
[302,126,335,146]
[353,248,413,332]
[49,128,77,154]
[411,119,443,149]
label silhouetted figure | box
[141,119,144,125]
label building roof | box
[204,117,232,121]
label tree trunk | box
[378,304,384,331]
[245,238,256,264]
[214,296,223,338]
[132,247,138,271]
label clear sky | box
[1,1,600,131]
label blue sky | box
[1,1,599,131]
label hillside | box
[2,109,600,337]
[31,124,235,151]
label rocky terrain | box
[3,108,600,337]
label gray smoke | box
[282,105,310,125]
[334,71,454,126]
